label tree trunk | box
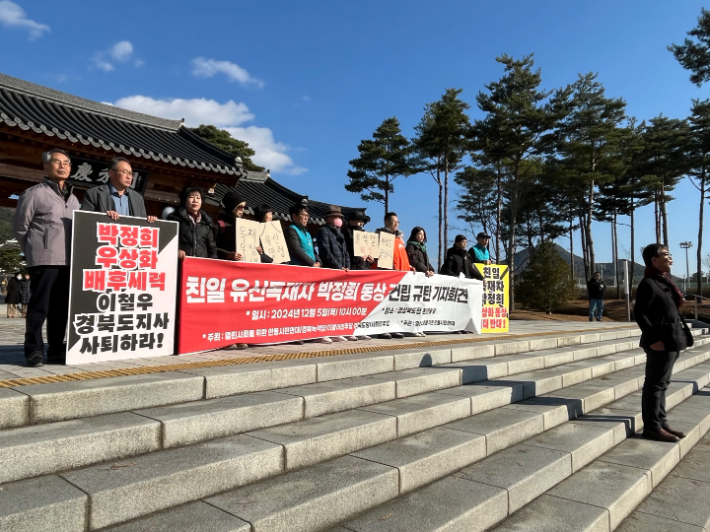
[654,192,661,243]
[579,209,589,282]
[496,164,502,264]
[630,207,635,286]
[444,156,449,256]
[661,182,670,246]
[569,214,575,281]
[437,173,443,269]
[586,182,596,276]
[384,176,389,217]
[698,166,706,296]
[612,211,620,299]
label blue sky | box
[1,0,709,278]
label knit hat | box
[222,190,246,213]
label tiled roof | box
[206,171,368,226]
[0,72,246,177]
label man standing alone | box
[587,272,606,321]
[13,149,80,366]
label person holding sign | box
[376,212,413,273]
[168,186,217,260]
[317,205,351,271]
[406,227,435,277]
[81,157,157,223]
[343,211,375,270]
[215,191,271,263]
[13,149,80,366]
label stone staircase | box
[2,326,710,532]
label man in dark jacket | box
[634,243,689,443]
[19,272,31,318]
[343,211,374,270]
[5,273,21,318]
[587,272,606,321]
[441,235,484,280]
[81,157,156,223]
[13,149,80,366]
[168,186,217,259]
[317,205,351,270]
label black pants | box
[24,266,70,359]
[642,347,680,432]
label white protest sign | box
[354,231,379,259]
[377,232,395,269]
[260,221,290,264]
[235,219,262,263]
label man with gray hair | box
[81,157,156,223]
[13,149,80,366]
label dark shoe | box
[378,333,392,340]
[47,344,67,365]
[663,426,686,439]
[26,352,44,367]
[391,333,405,339]
[643,428,679,443]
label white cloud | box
[225,126,307,175]
[111,95,305,174]
[92,40,139,71]
[191,57,264,88]
[111,41,133,62]
[0,0,49,39]
[113,95,254,127]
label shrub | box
[516,241,577,314]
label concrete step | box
[490,383,710,532]
[76,346,709,532]
[0,334,666,487]
[0,333,706,532]
[330,360,710,532]
[0,329,649,428]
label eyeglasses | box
[659,253,672,258]
[49,159,71,167]
[112,169,133,176]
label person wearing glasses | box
[13,149,80,366]
[81,157,156,223]
[634,244,691,443]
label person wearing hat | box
[215,189,271,263]
[317,205,350,271]
[343,210,375,270]
[442,235,484,280]
[470,232,492,265]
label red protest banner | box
[177,258,484,354]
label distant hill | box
[513,244,678,284]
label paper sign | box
[260,221,290,264]
[377,232,395,270]
[235,219,262,263]
[354,231,379,259]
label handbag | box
[682,319,694,348]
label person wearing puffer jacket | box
[168,186,218,260]
[405,226,435,277]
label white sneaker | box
[330,336,348,342]
[344,336,359,341]
[314,337,333,344]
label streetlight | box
[680,241,693,292]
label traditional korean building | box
[0,72,367,228]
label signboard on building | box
[66,211,178,364]
[474,263,510,333]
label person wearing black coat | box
[316,205,351,270]
[214,190,273,264]
[405,226,435,277]
[5,273,21,318]
[441,235,484,280]
[19,273,31,318]
[343,211,374,270]
[168,186,218,260]
[634,243,691,443]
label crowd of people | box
[12,149,494,366]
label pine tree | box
[413,89,471,267]
[345,117,415,216]
[687,99,710,294]
[190,124,264,171]
[668,8,710,87]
